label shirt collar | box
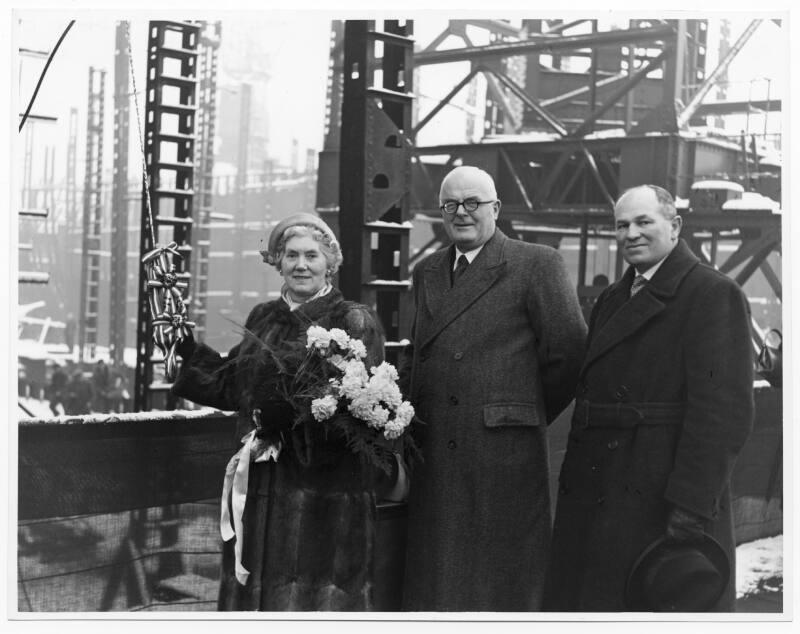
[452,244,484,270]
[281,283,333,311]
[636,253,670,281]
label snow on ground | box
[736,534,782,598]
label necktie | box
[452,254,469,286]
[630,274,647,298]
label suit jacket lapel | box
[582,239,700,373]
[419,231,508,349]
[420,247,452,320]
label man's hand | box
[665,505,706,543]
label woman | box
[172,213,399,611]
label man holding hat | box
[544,185,754,612]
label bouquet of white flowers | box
[305,325,415,440]
[259,324,416,472]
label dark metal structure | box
[133,21,199,411]
[190,21,221,341]
[232,82,252,306]
[78,67,106,362]
[66,107,78,235]
[109,23,131,367]
[336,20,415,357]
[320,18,781,346]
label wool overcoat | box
[543,239,754,612]
[402,230,587,611]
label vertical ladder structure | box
[22,123,34,209]
[134,21,199,412]
[109,22,131,367]
[66,107,79,234]
[338,20,415,363]
[714,20,731,130]
[232,82,252,308]
[323,21,345,151]
[18,206,51,285]
[78,67,106,363]
[190,21,221,341]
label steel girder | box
[109,23,130,367]
[336,20,415,356]
[134,21,199,412]
[190,21,221,341]
[414,24,676,66]
[78,67,106,363]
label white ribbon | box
[220,429,283,586]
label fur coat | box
[172,289,386,610]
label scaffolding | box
[66,107,79,235]
[109,23,131,367]
[232,82,252,307]
[78,67,106,362]
[133,21,199,411]
[336,20,415,360]
[190,21,221,341]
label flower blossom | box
[366,373,402,409]
[329,328,350,350]
[371,361,399,383]
[306,325,332,350]
[311,394,339,422]
[340,359,369,399]
[347,338,368,359]
[383,401,414,439]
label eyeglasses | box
[439,199,495,214]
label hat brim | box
[624,534,730,612]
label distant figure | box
[106,369,131,413]
[65,370,94,415]
[18,364,28,398]
[92,360,111,412]
[48,364,68,416]
[64,314,76,353]
[592,273,610,287]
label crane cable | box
[124,20,156,246]
[19,20,75,132]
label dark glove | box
[254,400,295,435]
[175,329,196,362]
[665,505,706,543]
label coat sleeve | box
[170,304,268,410]
[664,276,755,519]
[397,264,423,397]
[526,248,588,423]
[342,303,386,368]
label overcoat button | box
[453,352,463,360]
[591,465,598,472]
[607,440,619,450]
[449,395,459,405]
[597,496,605,505]
[447,440,457,450]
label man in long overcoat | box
[544,185,754,611]
[402,166,587,611]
